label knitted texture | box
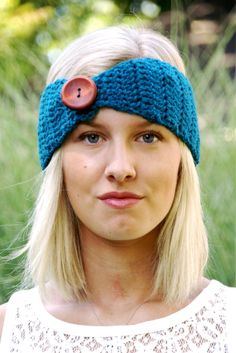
[38,58,200,169]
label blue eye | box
[140,133,159,143]
[80,133,101,144]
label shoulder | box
[196,278,235,313]
[221,283,236,351]
[224,283,236,295]
[223,283,236,312]
[0,303,7,337]
[217,280,236,303]
[210,279,236,300]
[0,288,37,336]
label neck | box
[79,226,158,309]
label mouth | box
[98,192,143,209]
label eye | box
[137,132,161,144]
[79,132,102,144]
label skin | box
[62,108,181,243]
[0,108,210,332]
[58,108,209,325]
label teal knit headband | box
[38,58,200,169]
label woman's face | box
[62,108,181,241]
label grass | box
[0,26,235,304]
[200,136,236,283]
[0,95,40,302]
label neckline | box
[31,279,221,337]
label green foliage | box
[187,19,236,287]
[200,140,236,285]
[0,0,235,304]
[189,31,236,285]
[0,93,39,302]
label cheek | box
[62,150,103,214]
[162,164,180,206]
[149,158,180,204]
[62,153,88,201]
[165,155,180,186]
[63,150,90,182]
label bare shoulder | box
[0,303,7,337]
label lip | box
[98,192,144,209]
[98,192,143,200]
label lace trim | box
[1,281,229,352]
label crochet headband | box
[38,58,200,169]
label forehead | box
[79,108,168,131]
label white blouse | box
[1,280,235,352]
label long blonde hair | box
[24,26,208,304]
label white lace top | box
[1,280,235,352]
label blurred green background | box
[0,0,235,304]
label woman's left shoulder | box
[218,281,236,352]
[199,277,236,309]
[221,281,236,308]
[213,279,236,297]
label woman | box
[0,26,235,352]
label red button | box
[61,76,97,110]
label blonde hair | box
[47,26,186,82]
[24,25,208,304]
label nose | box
[104,142,136,183]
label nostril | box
[105,169,136,183]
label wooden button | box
[61,76,97,110]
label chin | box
[97,225,157,242]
